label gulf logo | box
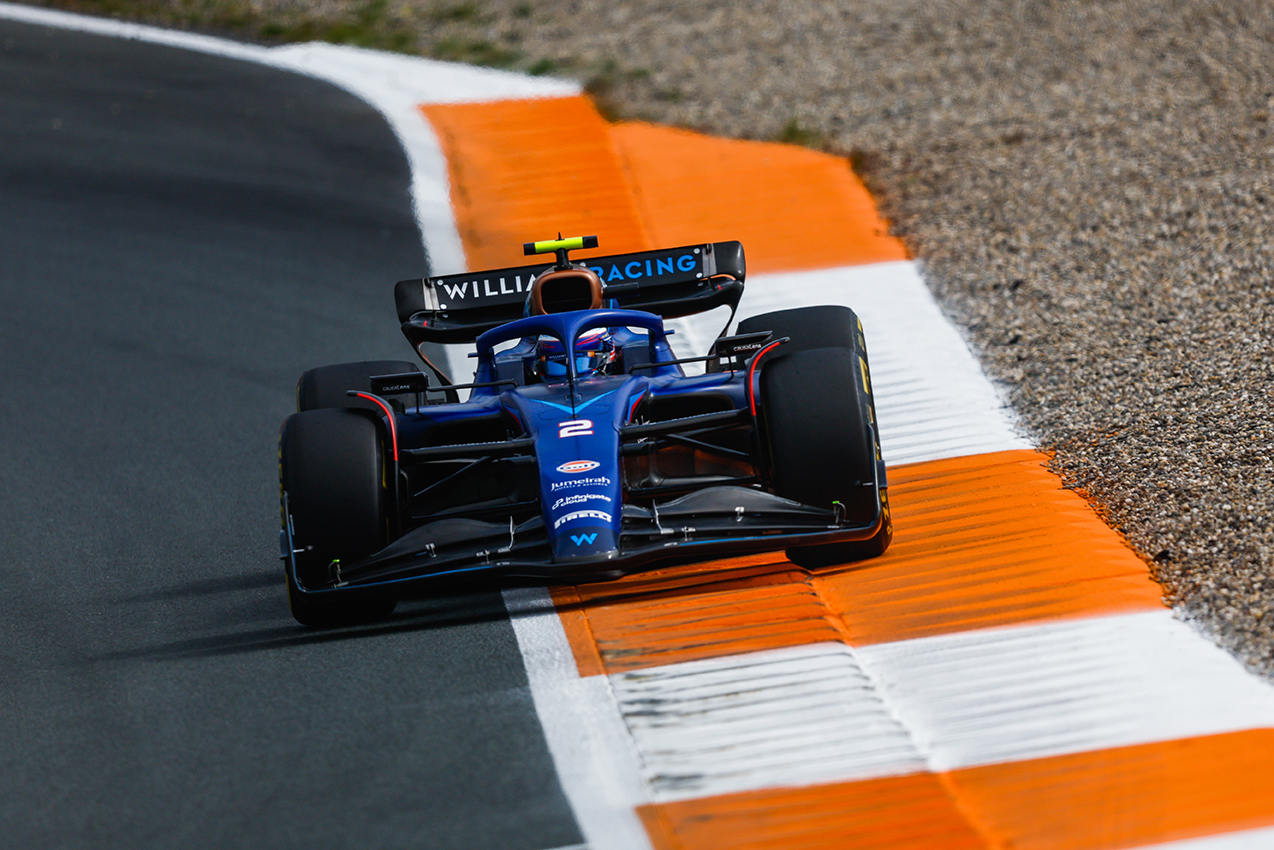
[556,460,601,474]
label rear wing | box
[395,241,745,345]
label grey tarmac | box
[0,16,580,849]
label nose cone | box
[551,524,618,561]
[542,461,623,562]
[531,386,627,563]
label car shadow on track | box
[95,552,840,664]
[94,570,515,662]
[113,571,283,603]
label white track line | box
[611,642,926,801]
[858,609,1274,771]
[504,588,653,850]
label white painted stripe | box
[668,260,1031,465]
[611,642,926,801]
[503,588,653,850]
[271,41,579,106]
[856,609,1274,772]
[1136,826,1274,849]
[586,611,1274,802]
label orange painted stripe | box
[558,553,845,675]
[818,450,1164,646]
[640,730,1274,850]
[422,97,905,274]
[548,585,608,679]
[954,730,1274,849]
[611,121,908,273]
[552,451,1163,676]
[421,96,651,270]
[640,772,986,850]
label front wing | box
[281,483,885,599]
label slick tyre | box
[738,305,861,356]
[296,360,421,412]
[757,346,892,569]
[279,408,396,627]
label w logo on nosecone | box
[571,533,598,547]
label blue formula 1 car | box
[278,236,891,625]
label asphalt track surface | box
[0,19,581,849]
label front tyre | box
[757,346,892,568]
[296,360,421,412]
[738,305,862,355]
[279,408,396,626]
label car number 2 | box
[559,419,594,438]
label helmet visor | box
[537,331,613,379]
[540,351,611,378]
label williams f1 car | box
[279,236,891,625]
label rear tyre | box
[279,408,397,626]
[757,345,892,569]
[296,360,421,412]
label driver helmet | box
[536,330,616,379]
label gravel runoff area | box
[24,0,1274,673]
